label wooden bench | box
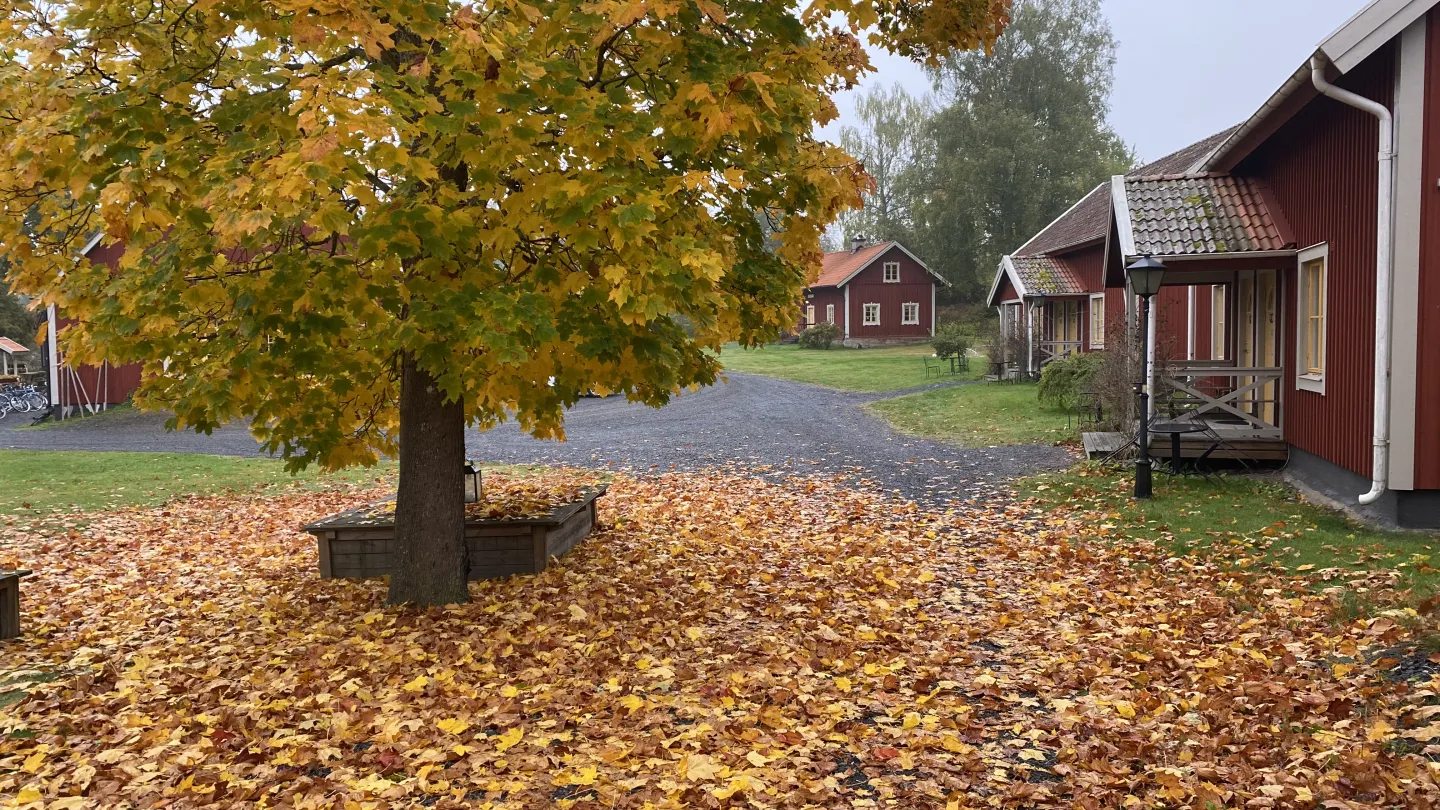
[1,570,32,640]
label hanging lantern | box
[463,461,482,504]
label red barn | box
[804,239,948,347]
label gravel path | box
[0,374,1073,504]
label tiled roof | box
[1014,126,1241,258]
[1011,256,1087,297]
[812,241,897,288]
[1123,174,1292,256]
[1014,184,1110,257]
[1133,126,1239,177]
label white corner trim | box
[987,255,1029,307]
[1321,0,1432,74]
[1389,14,1426,490]
[79,231,105,258]
[843,286,851,341]
[930,285,937,337]
[1110,176,1136,259]
[1295,242,1330,396]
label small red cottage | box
[804,238,949,347]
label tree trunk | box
[387,351,470,607]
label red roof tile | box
[812,241,897,288]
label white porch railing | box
[1157,366,1283,439]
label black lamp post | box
[1127,256,1167,500]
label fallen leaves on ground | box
[1,470,1438,808]
[345,469,607,523]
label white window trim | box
[901,302,920,325]
[1089,294,1106,349]
[1296,243,1329,395]
[883,262,901,283]
[826,304,835,324]
[863,303,881,326]
[805,304,815,327]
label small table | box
[1149,422,1209,474]
[947,355,970,374]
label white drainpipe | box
[1311,56,1394,506]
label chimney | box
[851,234,866,254]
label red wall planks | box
[1236,46,1396,478]
[845,247,936,340]
[1415,10,1440,488]
[1061,244,1107,293]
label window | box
[805,304,815,327]
[1297,244,1328,394]
[863,303,881,326]
[826,304,835,324]
[901,303,920,325]
[1089,294,1106,348]
[883,262,900,283]
[1211,285,1227,360]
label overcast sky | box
[822,0,1369,163]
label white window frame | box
[826,304,835,324]
[901,302,920,325]
[1211,285,1227,360]
[1089,294,1106,349]
[805,304,815,327]
[1296,243,1328,395]
[863,303,881,326]
[883,262,901,283]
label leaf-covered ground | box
[1,472,1438,808]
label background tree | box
[915,0,1133,299]
[837,84,931,246]
[0,0,1010,606]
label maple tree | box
[3,471,1439,807]
[0,0,1008,605]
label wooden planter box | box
[1,570,32,640]
[302,486,606,581]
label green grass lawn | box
[866,381,1075,448]
[0,451,398,515]
[1017,463,1440,611]
[717,342,981,393]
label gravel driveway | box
[0,374,1072,504]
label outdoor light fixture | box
[1126,256,1167,500]
[463,461,482,504]
[1126,255,1168,298]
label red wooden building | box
[987,129,1238,376]
[804,239,949,347]
[1001,0,1440,527]
[41,235,144,416]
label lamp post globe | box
[1125,256,1167,500]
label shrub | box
[797,321,840,350]
[1037,351,1105,410]
[931,321,972,359]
